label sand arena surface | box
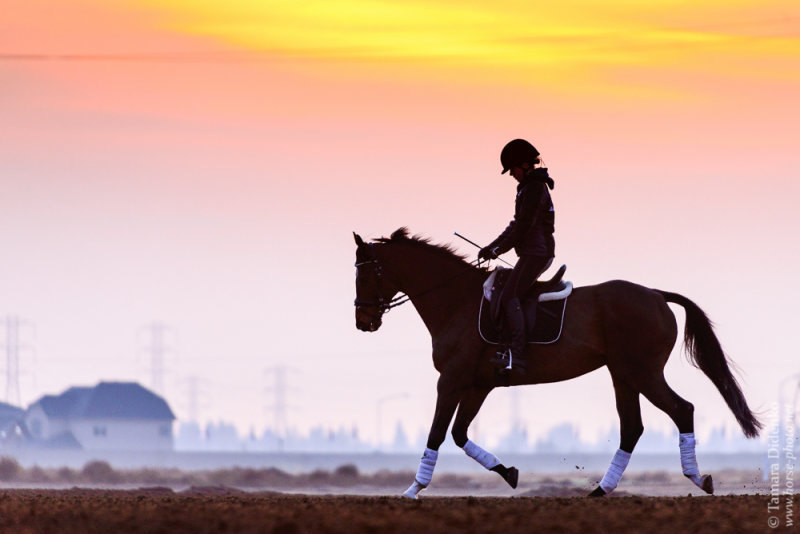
[0,489,790,534]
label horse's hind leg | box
[639,374,714,494]
[589,377,643,497]
[451,386,519,489]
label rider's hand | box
[478,246,498,260]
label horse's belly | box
[526,348,606,383]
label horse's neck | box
[386,246,479,336]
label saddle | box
[479,265,572,345]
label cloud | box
[136,0,799,97]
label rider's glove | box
[478,246,498,260]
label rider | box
[478,139,555,374]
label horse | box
[353,228,761,498]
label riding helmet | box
[500,139,540,174]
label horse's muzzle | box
[355,310,382,332]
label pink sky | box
[1,0,798,446]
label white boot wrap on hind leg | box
[463,440,500,470]
[599,449,631,493]
[679,432,703,486]
[413,448,438,486]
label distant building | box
[24,382,175,451]
[0,401,25,447]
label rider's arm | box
[487,183,544,255]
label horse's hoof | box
[588,486,607,497]
[700,474,714,495]
[505,466,519,489]
[402,480,426,499]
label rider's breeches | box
[498,254,552,307]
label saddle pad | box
[483,269,573,302]
[478,295,568,345]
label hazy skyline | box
[1,0,798,447]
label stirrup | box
[500,348,527,374]
[490,348,515,370]
[490,349,509,368]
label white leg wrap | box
[402,448,438,498]
[679,432,704,486]
[463,439,500,470]
[599,449,631,494]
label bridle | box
[354,242,484,329]
[354,244,409,323]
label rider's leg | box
[497,255,551,373]
[504,297,526,372]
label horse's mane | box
[374,227,476,267]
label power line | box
[180,374,211,424]
[264,365,300,450]
[3,317,20,406]
[139,321,174,397]
[0,316,34,407]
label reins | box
[393,260,481,307]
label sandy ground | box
[277,468,771,498]
[0,468,772,496]
[0,468,789,533]
[0,489,791,534]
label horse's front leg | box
[402,380,461,499]
[451,386,519,489]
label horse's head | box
[353,232,401,332]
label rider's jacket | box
[488,168,555,257]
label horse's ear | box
[353,232,365,247]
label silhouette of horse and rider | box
[353,139,761,498]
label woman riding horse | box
[353,228,761,499]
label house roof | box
[33,382,175,421]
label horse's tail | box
[655,289,762,438]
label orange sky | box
[1,0,798,445]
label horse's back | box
[479,279,679,386]
[571,280,678,365]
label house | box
[24,382,175,451]
[0,401,24,447]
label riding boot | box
[505,297,527,374]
